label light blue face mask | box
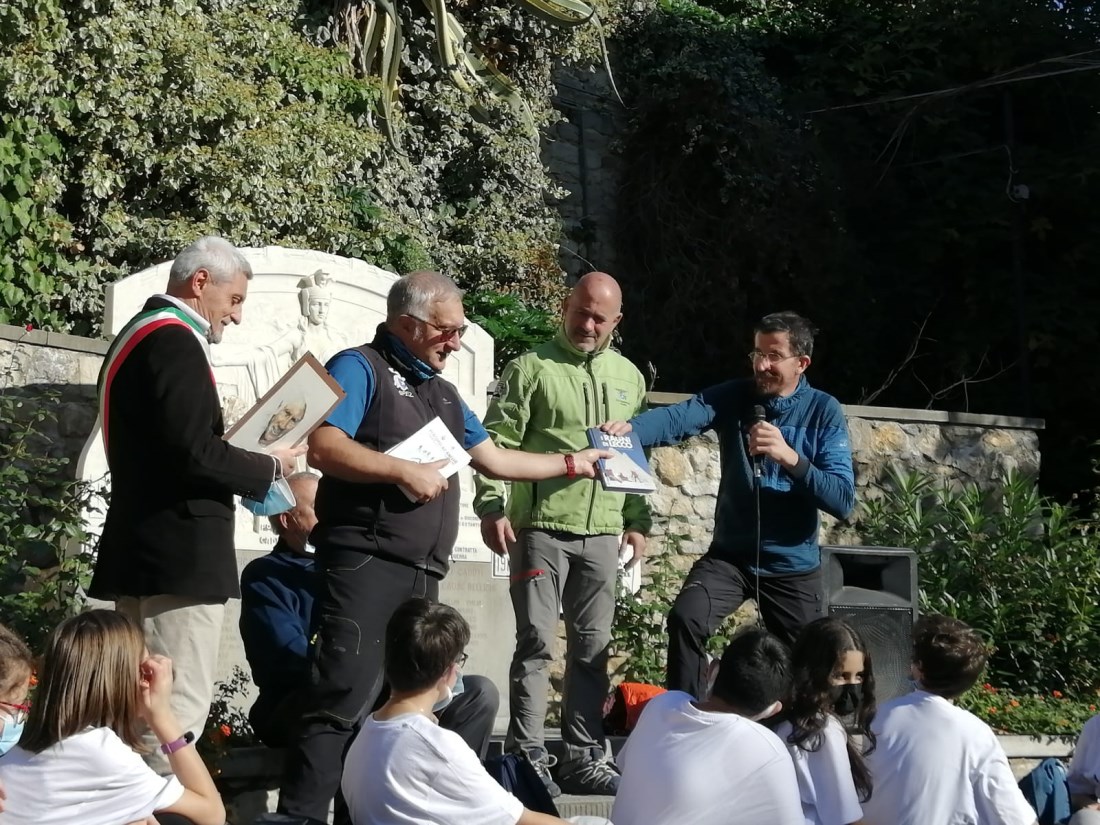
[0,716,24,756]
[432,673,465,714]
[241,476,296,517]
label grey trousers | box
[1071,810,1100,824]
[506,529,619,763]
[116,595,226,775]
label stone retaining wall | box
[0,327,106,467]
[644,394,1043,562]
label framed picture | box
[223,353,346,452]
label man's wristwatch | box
[564,454,576,479]
[159,730,196,755]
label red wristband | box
[564,454,576,479]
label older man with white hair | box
[90,236,303,772]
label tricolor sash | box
[98,306,212,450]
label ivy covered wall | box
[1,0,626,334]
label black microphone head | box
[752,404,766,424]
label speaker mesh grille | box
[828,605,914,704]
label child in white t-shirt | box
[611,627,804,825]
[861,614,1037,825]
[0,610,225,825]
[341,598,580,825]
[772,618,876,825]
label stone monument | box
[77,247,514,731]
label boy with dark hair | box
[340,599,590,825]
[610,628,804,825]
[862,615,1038,825]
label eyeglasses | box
[0,700,30,725]
[748,351,800,366]
[407,314,468,340]
[455,652,469,667]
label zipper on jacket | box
[584,354,600,534]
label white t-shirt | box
[611,691,804,825]
[341,711,525,825]
[0,726,184,825]
[1068,714,1100,798]
[775,715,863,825]
[862,690,1037,825]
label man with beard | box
[601,312,854,699]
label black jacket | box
[90,296,275,600]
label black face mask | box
[830,683,863,716]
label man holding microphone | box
[602,311,854,699]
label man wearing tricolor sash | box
[89,236,303,772]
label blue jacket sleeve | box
[629,394,714,448]
[629,382,738,447]
[788,398,855,520]
[240,573,310,670]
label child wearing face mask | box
[771,617,877,825]
[0,622,33,758]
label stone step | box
[557,794,615,819]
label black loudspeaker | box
[820,545,918,704]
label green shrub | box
[466,289,559,372]
[1,0,615,334]
[611,543,683,685]
[611,520,747,685]
[0,343,96,650]
[958,682,1096,736]
[860,467,1100,694]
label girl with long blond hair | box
[0,609,224,825]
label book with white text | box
[586,428,656,494]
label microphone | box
[750,405,766,479]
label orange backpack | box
[603,682,667,735]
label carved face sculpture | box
[307,295,331,325]
[298,284,331,326]
[259,400,307,446]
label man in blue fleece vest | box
[602,312,854,698]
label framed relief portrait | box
[223,353,345,452]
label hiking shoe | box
[557,750,621,796]
[523,746,562,798]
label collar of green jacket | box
[554,324,613,361]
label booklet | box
[386,417,471,502]
[586,428,656,494]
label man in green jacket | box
[475,272,652,796]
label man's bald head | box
[571,272,622,312]
[562,271,624,353]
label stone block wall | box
[544,67,625,280]
[0,327,106,469]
